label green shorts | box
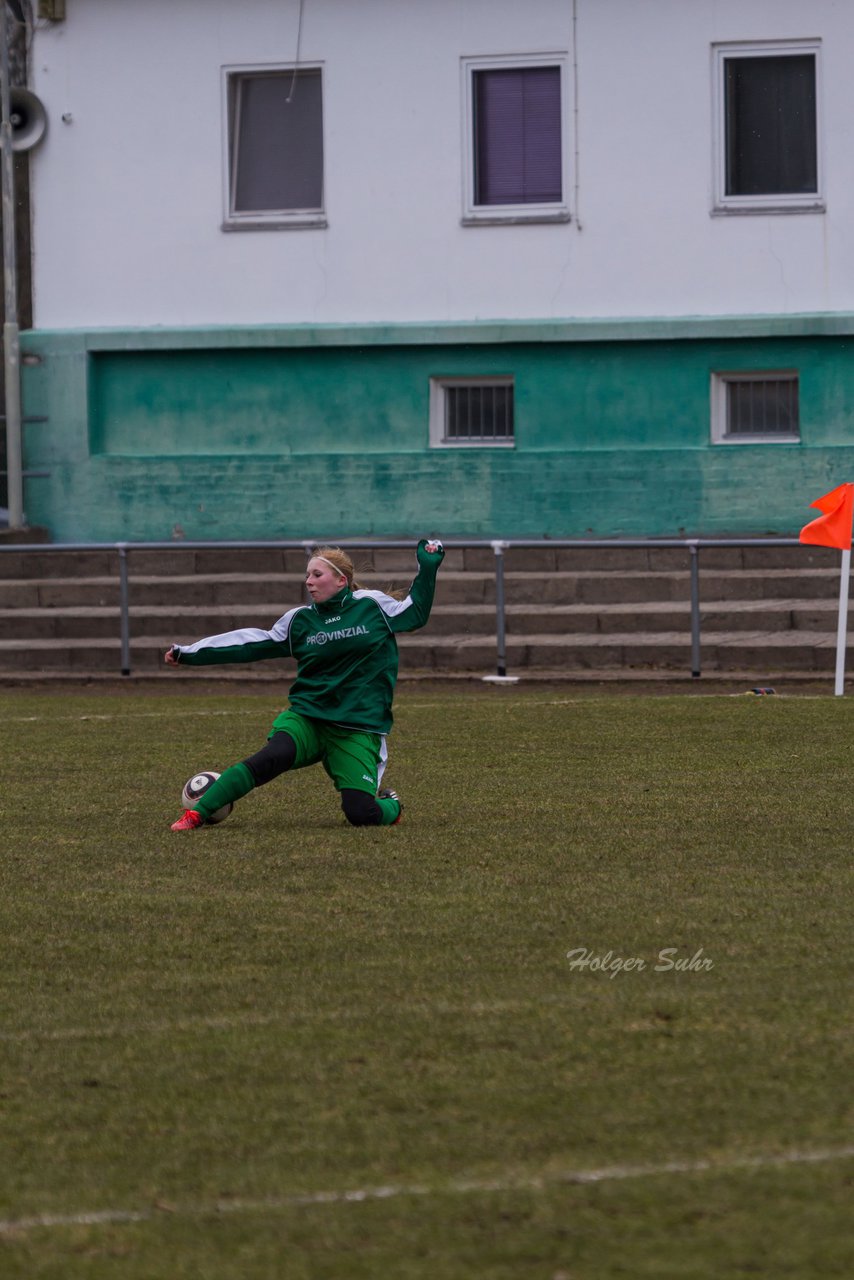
[269,709,388,795]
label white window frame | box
[460,53,571,226]
[711,370,800,444]
[711,40,824,216]
[429,377,516,448]
[221,63,327,231]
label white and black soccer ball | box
[180,771,233,825]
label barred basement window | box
[223,65,325,229]
[711,372,800,443]
[429,378,515,447]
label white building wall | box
[27,0,854,329]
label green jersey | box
[173,543,443,734]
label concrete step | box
[0,567,846,611]
[0,598,850,642]
[399,632,837,673]
[0,541,837,580]
[0,630,839,674]
[0,526,50,545]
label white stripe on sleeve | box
[270,606,308,643]
[179,606,306,655]
[353,588,414,618]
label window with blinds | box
[430,378,515,447]
[473,67,562,205]
[225,67,325,228]
[462,55,569,224]
[712,42,823,213]
[725,55,817,196]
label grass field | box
[1,683,852,1279]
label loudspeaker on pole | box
[9,88,47,151]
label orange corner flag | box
[799,482,854,551]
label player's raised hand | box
[417,537,445,565]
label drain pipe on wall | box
[572,0,582,231]
[0,0,22,529]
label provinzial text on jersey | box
[306,625,370,646]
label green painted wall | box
[19,318,854,542]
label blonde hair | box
[310,546,363,591]
[310,546,405,600]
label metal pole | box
[834,547,850,697]
[118,544,131,675]
[493,540,507,678]
[689,542,701,678]
[0,1,23,529]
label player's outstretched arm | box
[386,538,445,633]
[163,616,299,667]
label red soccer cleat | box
[170,809,205,831]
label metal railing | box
[0,536,806,679]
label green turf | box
[0,686,851,1278]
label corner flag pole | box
[799,482,854,697]
[834,548,851,697]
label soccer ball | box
[180,771,233,824]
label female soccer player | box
[165,538,444,829]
